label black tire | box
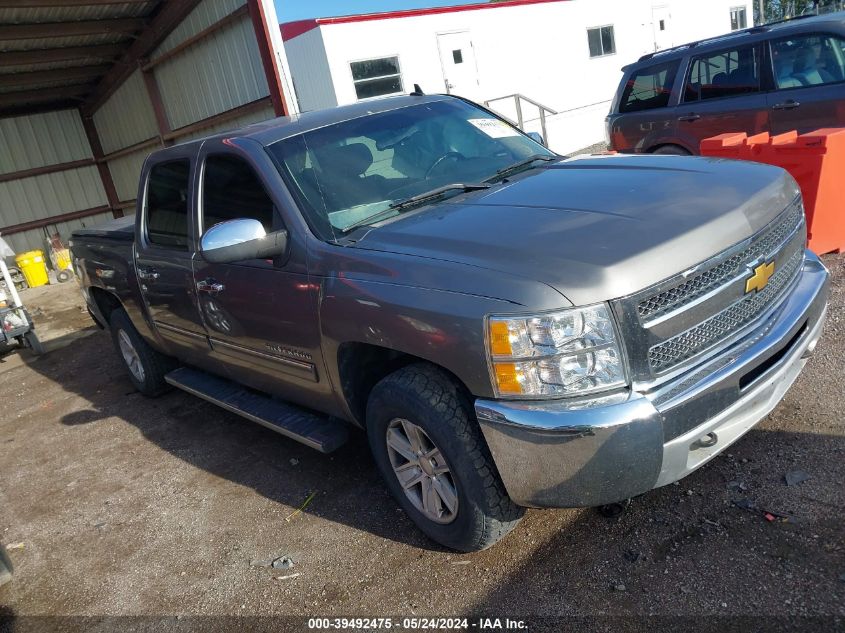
[109,308,175,397]
[652,144,691,156]
[366,363,524,551]
[22,331,45,355]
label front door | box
[767,32,845,135]
[675,42,769,153]
[437,31,481,101]
[135,153,210,365]
[652,6,673,52]
[192,140,328,407]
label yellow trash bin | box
[15,250,49,288]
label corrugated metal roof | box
[0,3,155,24]
[0,59,111,75]
[153,0,245,59]
[173,103,275,142]
[0,33,128,52]
[93,69,159,154]
[0,109,92,174]
[156,15,268,129]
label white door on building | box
[436,31,480,101]
[652,6,673,51]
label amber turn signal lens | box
[493,362,523,395]
[489,321,512,357]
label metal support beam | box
[0,18,145,40]
[247,0,288,117]
[0,159,96,185]
[83,0,202,115]
[0,65,110,89]
[142,5,250,71]
[0,44,125,68]
[0,205,112,236]
[0,84,91,108]
[163,97,272,141]
[81,113,122,219]
[140,65,172,143]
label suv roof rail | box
[636,12,822,63]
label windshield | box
[266,99,554,239]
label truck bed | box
[71,215,135,241]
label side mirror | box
[200,218,288,264]
[527,131,546,147]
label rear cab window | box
[619,59,681,113]
[145,160,191,250]
[683,44,761,102]
[770,32,845,89]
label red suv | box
[607,12,845,155]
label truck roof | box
[168,94,453,150]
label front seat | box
[314,143,387,209]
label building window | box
[730,7,747,30]
[587,25,616,58]
[350,56,403,100]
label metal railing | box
[484,93,558,144]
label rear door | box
[135,149,210,364]
[675,43,769,152]
[192,139,329,406]
[767,32,845,134]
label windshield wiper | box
[486,154,557,183]
[340,183,490,233]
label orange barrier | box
[700,128,845,255]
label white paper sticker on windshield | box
[468,118,520,138]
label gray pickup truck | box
[70,94,829,551]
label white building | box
[282,0,753,154]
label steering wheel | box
[425,151,464,179]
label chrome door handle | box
[137,268,159,281]
[197,279,225,294]
[677,113,701,122]
[772,100,800,110]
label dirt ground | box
[0,258,843,630]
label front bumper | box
[475,251,829,508]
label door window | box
[770,33,845,89]
[619,59,681,113]
[146,160,191,250]
[201,155,277,235]
[683,45,761,102]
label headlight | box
[487,304,626,398]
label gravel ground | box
[0,257,843,630]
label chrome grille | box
[637,201,804,320]
[648,248,803,371]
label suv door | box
[767,32,845,134]
[676,43,769,152]
[135,151,211,365]
[192,139,331,408]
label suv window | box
[684,44,761,102]
[146,160,191,250]
[619,59,680,113]
[771,33,845,89]
[202,155,277,235]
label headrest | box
[317,143,373,176]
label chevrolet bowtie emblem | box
[745,261,775,294]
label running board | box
[164,367,349,453]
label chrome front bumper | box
[475,252,829,508]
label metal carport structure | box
[0,0,297,256]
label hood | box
[350,154,800,305]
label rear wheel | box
[652,144,691,156]
[366,364,524,551]
[109,308,175,396]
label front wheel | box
[366,364,524,551]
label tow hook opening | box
[694,432,718,449]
